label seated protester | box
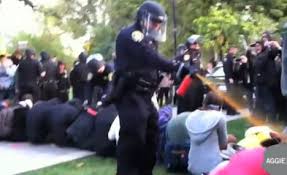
[202,91,224,111]
[164,112,190,172]
[166,112,190,145]
[27,98,82,145]
[67,104,118,156]
[185,98,236,175]
[210,147,269,175]
[26,98,62,143]
[45,99,83,146]
[211,130,284,175]
[237,126,274,149]
[0,99,33,141]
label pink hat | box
[213,148,270,175]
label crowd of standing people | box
[0,49,70,104]
[0,48,114,107]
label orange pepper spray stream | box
[196,74,284,132]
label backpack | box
[0,108,14,138]
[0,105,29,140]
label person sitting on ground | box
[163,111,191,171]
[210,130,283,175]
[185,95,237,175]
[210,147,269,175]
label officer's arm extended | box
[125,34,178,72]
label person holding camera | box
[176,35,205,114]
[253,39,281,121]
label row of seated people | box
[0,93,284,174]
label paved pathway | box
[0,142,94,175]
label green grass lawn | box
[227,118,251,140]
[21,156,184,175]
[22,119,249,175]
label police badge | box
[131,31,144,42]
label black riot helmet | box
[136,1,167,42]
[186,35,201,49]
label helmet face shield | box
[142,12,167,42]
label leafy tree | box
[227,0,287,20]
[40,0,284,60]
[193,4,278,59]
[8,32,74,66]
[193,5,240,59]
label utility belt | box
[102,71,158,106]
[134,77,158,94]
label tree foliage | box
[39,0,286,59]
[193,4,278,58]
[8,32,74,66]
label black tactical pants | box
[115,92,159,175]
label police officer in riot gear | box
[86,54,114,104]
[111,1,184,175]
[17,49,44,102]
[70,52,89,103]
[176,34,205,114]
[174,35,201,68]
[39,51,58,100]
